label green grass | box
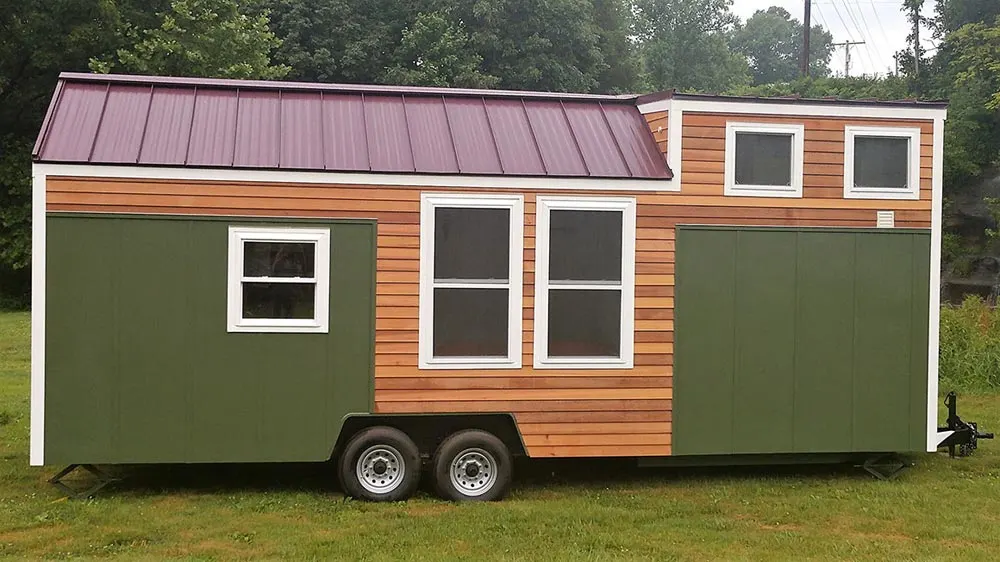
[1,311,999,561]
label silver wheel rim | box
[449,447,498,497]
[356,444,405,495]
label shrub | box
[939,295,1000,393]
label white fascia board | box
[33,164,676,193]
[638,98,947,121]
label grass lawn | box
[1,311,999,560]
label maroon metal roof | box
[34,73,673,180]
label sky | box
[731,0,939,77]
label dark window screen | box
[433,288,509,357]
[242,282,316,319]
[547,289,621,357]
[244,242,315,278]
[549,210,622,282]
[854,136,909,189]
[734,132,793,187]
[434,207,509,280]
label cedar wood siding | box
[43,111,934,459]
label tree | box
[951,16,1000,109]
[632,0,750,92]
[731,7,833,84]
[592,0,642,93]
[90,0,289,79]
[935,0,1000,36]
[383,12,499,88]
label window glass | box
[243,242,315,278]
[735,132,793,186]
[242,282,316,319]
[549,210,622,282]
[434,207,509,280]
[433,288,509,357]
[547,289,621,357]
[854,136,909,189]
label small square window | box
[725,122,804,198]
[227,227,330,333]
[844,126,922,200]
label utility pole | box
[800,0,812,77]
[831,40,865,77]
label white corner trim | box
[226,227,331,333]
[418,193,524,370]
[723,122,804,198]
[32,163,675,193]
[927,117,945,452]
[843,126,922,200]
[533,195,636,369]
[639,98,948,121]
[30,166,46,466]
[666,102,683,191]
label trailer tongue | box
[937,392,995,458]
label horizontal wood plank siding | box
[47,103,935,459]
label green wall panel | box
[674,227,930,456]
[45,215,376,464]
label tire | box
[432,429,512,501]
[338,426,421,502]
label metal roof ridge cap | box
[55,72,640,102]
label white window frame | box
[724,122,805,198]
[534,196,636,370]
[227,226,331,333]
[418,193,524,370]
[844,125,922,200]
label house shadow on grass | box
[53,456,879,500]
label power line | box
[831,40,866,76]
[828,0,856,42]
[865,0,892,48]
[837,0,879,74]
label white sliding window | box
[534,196,636,369]
[227,226,331,333]
[419,193,524,369]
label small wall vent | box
[876,211,895,229]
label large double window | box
[418,194,524,369]
[534,196,636,369]
[227,226,330,333]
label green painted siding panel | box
[674,227,930,456]
[792,233,856,452]
[732,231,797,453]
[45,215,376,464]
[673,230,737,455]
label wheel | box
[432,429,512,501]
[338,426,420,502]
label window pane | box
[547,289,621,357]
[244,242,315,278]
[242,282,316,319]
[854,136,909,189]
[433,288,509,357]
[549,210,622,282]
[434,208,509,280]
[735,132,793,186]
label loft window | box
[227,227,330,333]
[724,122,804,198]
[419,193,524,369]
[534,196,636,369]
[844,126,922,200]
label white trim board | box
[33,164,676,193]
[927,116,945,452]
[639,98,947,121]
[30,167,46,466]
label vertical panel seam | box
[135,85,155,164]
[791,232,799,452]
[730,230,739,454]
[849,233,859,450]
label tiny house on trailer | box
[30,73,970,501]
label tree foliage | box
[383,12,499,88]
[90,0,289,79]
[731,7,834,84]
[633,0,750,92]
